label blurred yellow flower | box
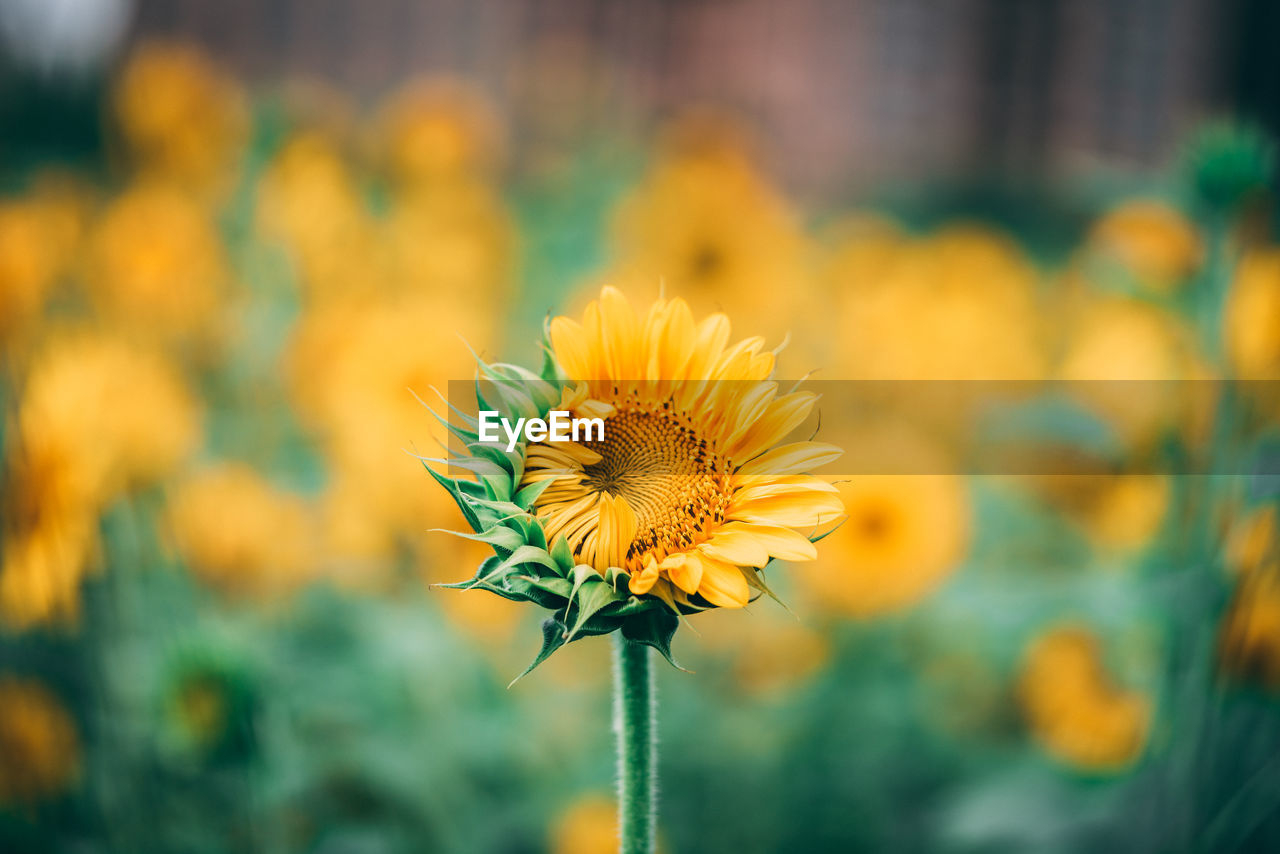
[1081,476,1171,553]
[695,607,829,696]
[1224,248,1280,381]
[794,476,969,618]
[1019,625,1151,772]
[287,294,492,569]
[111,42,248,198]
[549,794,618,854]
[1220,563,1280,687]
[600,112,814,351]
[793,427,969,617]
[0,677,79,805]
[85,182,230,348]
[384,181,514,306]
[375,78,503,188]
[1226,505,1277,576]
[1084,200,1202,293]
[836,223,1048,380]
[16,334,202,499]
[1058,293,1207,447]
[0,176,88,349]
[434,560,527,648]
[1,334,201,626]
[165,463,317,600]
[0,515,97,631]
[256,130,382,299]
[1035,475,1172,555]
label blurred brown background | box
[118,0,1277,198]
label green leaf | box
[509,618,569,687]
[435,555,503,589]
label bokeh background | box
[2,1,1280,852]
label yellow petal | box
[661,551,704,595]
[728,491,845,528]
[598,286,640,379]
[629,555,660,595]
[550,316,593,380]
[738,442,842,476]
[697,530,769,567]
[728,391,818,461]
[718,521,818,562]
[697,556,751,608]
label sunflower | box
[595,112,815,353]
[2,333,201,627]
[1220,563,1280,687]
[0,676,80,805]
[287,293,492,581]
[165,463,318,601]
[1057,292,1209,448]
[834,222,1048,382]
[1018,625,1152,772]
[1225,248,1280,382]
[111,42,248,199]
[550,794,620,854]
[1082,199,1202,294]
[85,181,230,350]
[790,424,969,617]
[431,287,842,670]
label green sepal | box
[423,463,482,532]
[492,544,561,578]
[565,567,617,641]
[509,618,570,687]
[603,565,630,591]
[539,316,561,382]
[511,576,574,610]
[808,516,846,544]
[549,536,575,574]
[466,441,524,481]
[744,564,793,614]
[513,477,555,511]
[480,474,511,502]
[517,515,549,552]
[435,555,504,590]
[621,609,686,671]
[431,525,525,553]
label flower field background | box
[2,18,1280,854]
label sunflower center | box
[580,408,732,563]
[688,240,725,281]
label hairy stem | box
[613,636,656,854]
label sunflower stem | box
[613,636,656,854]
